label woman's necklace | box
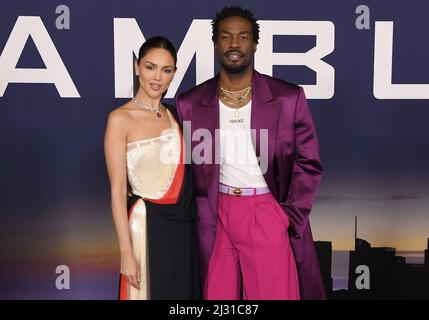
[132,97,162,118]
[219,84,252,118]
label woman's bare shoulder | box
[107,101,135,126]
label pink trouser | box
[205,192,300,300]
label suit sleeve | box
[175,95,184,124]
[281,87,323,239]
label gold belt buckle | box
[232,187,242,196]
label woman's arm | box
[104,110,140,289]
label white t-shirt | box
[219,99,268,188]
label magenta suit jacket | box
[176,70,326,299]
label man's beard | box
[220,60,251,74]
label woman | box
[104,36,200,300]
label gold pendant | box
[234,109,240,118]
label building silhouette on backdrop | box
[315,217,429,299]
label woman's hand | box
[121,251,141,290]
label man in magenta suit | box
[176,6,326,299]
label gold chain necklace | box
[219,84,252,118]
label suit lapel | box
[251,71,279,193]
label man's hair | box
[211,6,260,44]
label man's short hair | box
[211,6,260,44]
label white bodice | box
[126,110,181,200]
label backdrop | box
[1,0,428,299]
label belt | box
[219,183,270,197]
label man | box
[176,6,325,300]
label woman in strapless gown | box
[104,36,200,299]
